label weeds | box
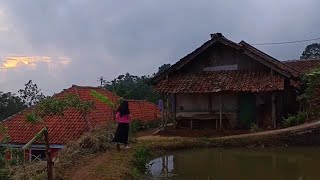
[130,119,160,134]
[132,146,151,172]
[54,124,115,179]
[250,123,260,133]
[282,112,308,128]
[130,120,144,134]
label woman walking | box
[112,100,131,150]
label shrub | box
[144,120,160,129]
[132,146,151,172]
[250,123,260,133]
[130,120,143,134]
[282,112,308,128]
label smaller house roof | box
[284,59,320,74]
[1,85,160,146]
[154,71,284,94]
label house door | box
[239,93,256,128]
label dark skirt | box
[112,123,129,144]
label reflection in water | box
[147,147,320,180]
[148,155,174,177]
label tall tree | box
[18,80,46,106]
[156,64,171,75]
[300,43,320,60]
[0,92,26,121]
[104,73,160,103]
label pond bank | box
[60,120,320,179]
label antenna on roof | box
[97,76,106,87]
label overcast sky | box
[0,0,319,95]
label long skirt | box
[112,123,129,145]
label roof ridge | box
[239,41,300,77]
[72,85,81,99]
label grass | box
[10,119,320,180]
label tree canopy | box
[102,64,171,103]
[0,92,26,121]
[156,64,171,75]
[300,43,320,60]
[104,73,160,103]
[18,80,46,107]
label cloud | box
[0,0,319,95]
[0,56,70,70]
[1,56,51,69]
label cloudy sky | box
[0,0,319,95]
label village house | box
[151,33,320,130]
[0,85,160,162]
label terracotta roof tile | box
[155,71,284,93]
[284,59,320,74]
[1,86,160,145]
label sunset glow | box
[0,56,70,69]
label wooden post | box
[173,94,177,129]
[43,128,53,180]
[161,96,165,130]
[272,94,276,128]
[165,94,169,129]
[271,69,276,128]
[219,94,222,130]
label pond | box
[147,147,320,180]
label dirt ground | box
[63,120,320,180]
[155,127,249,137]
[135,127,249,138]
[64,148,133,180]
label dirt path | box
[65,121,320,179]
[138,120,320,141]
[64,152,112,180]
[65,148,133,180]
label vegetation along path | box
[64,120,320,179]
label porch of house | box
[160,91,290,131]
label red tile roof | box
[155,71,284,93]
[1,86,160,145]
[284,59,320,74]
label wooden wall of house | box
[179,43,271,74]
[175,93,238,128]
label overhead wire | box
[251,37,320,46]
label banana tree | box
[91,90,124,121]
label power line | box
[251,37,320,46]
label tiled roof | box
[151,33,299,84]
[284,59,320,74]
[1,86,160,145]
[155,71,284,93]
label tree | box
[104,73,160,103]
[0,92,27,121]
[300,43,320,60]
[156,64,171,75]
[18,80,46,106]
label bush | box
[130,119,160,134]
[144,120,160,129]
[54,124,115,179]
[250,123,260,133]
[132,146,151,172]
[130,120,143,134]
[282,112,308,128]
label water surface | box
[147,147,320,180]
